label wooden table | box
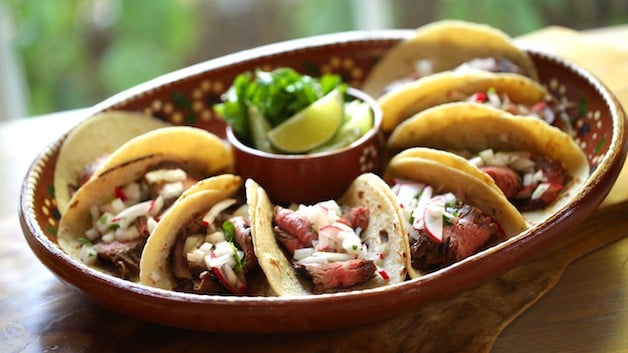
[1,26,627,353]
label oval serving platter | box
[19,29,627,333]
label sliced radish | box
[212,266,245,295]
[411,185,433,230]
[423,203,445,243]
[317,224,343,251]
[391,180,424,209]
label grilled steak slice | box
[410,204,500,272]
[296,259,376,292]
[515,155,568,211]
[345,206,370,230]
[273,206,315,247]
[480,166,521,199]
[92,238,144,279]
[230,216,258,273]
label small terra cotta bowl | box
[226,87,383,205]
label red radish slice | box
[423,204,445,243]
[411,186,433,230]
[212,266,245,295]
[317,224,343,251]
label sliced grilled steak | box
[296,259,376,292]
[230,216,258,273]
[345,206,370,230]
[273,226,307,255]
[92,238,144,279]
[410,204,500,272]
[273,206,315,247]
[480,166,521,199]
[515,155,568,211]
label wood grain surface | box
[1,26,627,353]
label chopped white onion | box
[146,217,158,234]
[95,213,114,233]
[85,227,100,241]
[160,181,184,199]
[531,183,551,200]
[144,168,187,184]
[80,244,97,265]
[206,231,225,245]
[201,198,237,228]
[122,182,142,204]
[293,247,315,260]
[101,231,115,243]
[109,197,126,214]
[115,225,140,241]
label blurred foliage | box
[6,0,201,116]
[3,0,626,117]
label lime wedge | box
[310,100,373,153]
[267,88,344,153]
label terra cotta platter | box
[19,29,627,333]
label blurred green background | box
[1,0,626,119]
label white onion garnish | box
[531,183,551,200]
[144,168,187,184]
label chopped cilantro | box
[229,242,244,276]
[222,220,235,243]
[79,237,93,247]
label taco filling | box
[69,154,110,200]
[79,162,199,279]
[390,179,504,272]
[466,148,569,211]
[384,57,526,94]
[168,197,258,295]
[455,88,576,132]
[272,200,390,292]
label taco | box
[362,20,538,98]
[57,128,233,281]
[54,111,170,215]
[387,102,590,225]
[377,70,551,133]
[139,175,271,296]
[382,152,528,278]
[250,173,407,295]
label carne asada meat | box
[92,238,144,279]
[410,204,500,272]
[79,162,202,279]
[391,179,504,273]
[170,200,258,295]
[470,149,568,211]
[383,56,527,94]
[296,259,376,292]
[272,200,385,292]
